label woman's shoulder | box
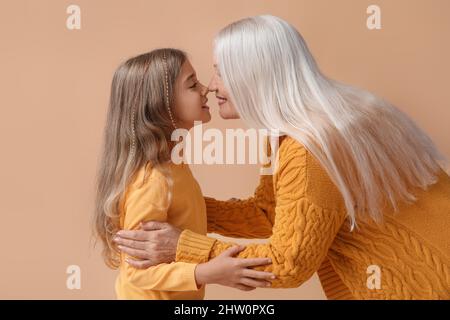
[276,135,345,211]
[277,135,308,165]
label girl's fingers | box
[242,269,276,280]
[240,277,271,288]
[116,229,148,241]
[239,257,272,268]
[117,245,149,260]
[235,284,256,292]
[125,258,153,269]
[113,237,147,250]
[223,245,246,257]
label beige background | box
[0,0,449,299]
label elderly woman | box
[114,15,450,299]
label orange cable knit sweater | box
[175,136,450,299]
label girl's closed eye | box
[189,80,199,89]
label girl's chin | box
[201,109,212,120]
[190,114,211,125]
[202,113,212,123]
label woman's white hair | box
[214,15,448,229]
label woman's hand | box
[195,245,276,291]
[113,221,181,268]
[114,221,276,291]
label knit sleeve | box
[176,138,347,288]
[205,173,275,238]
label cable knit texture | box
[176,136,450,299]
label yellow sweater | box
[176,136,450,299]
[115,162,208,300]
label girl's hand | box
[195,245,276,291]
[113,221,181,268]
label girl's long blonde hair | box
[94,48,186,268]
[215,15,448,229]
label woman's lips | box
[216,96,227,106]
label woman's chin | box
[219,108,237,120]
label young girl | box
[94,49,275,299]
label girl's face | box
[208,57,240,119]
[173,60,211,129]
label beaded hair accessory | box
[129,51,177,159]
[129,103,137,159]
[162,51,177,129]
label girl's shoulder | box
[122,163,170,209]
[125,163,170,202]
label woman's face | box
[173,60,211,129]
[208,57,240,119]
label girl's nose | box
[200,83,209,97]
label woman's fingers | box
[113,237,147,250]
[239,257,272,268]
[242,269,276,280]
[116,229,148,241]
[125,258,153,269]
[140,221,168,231]
[117,245,149,260]
[235,284,256,291]
[240,277,271,288]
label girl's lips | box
[202,105,210,109]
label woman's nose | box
[208,76,217,92]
